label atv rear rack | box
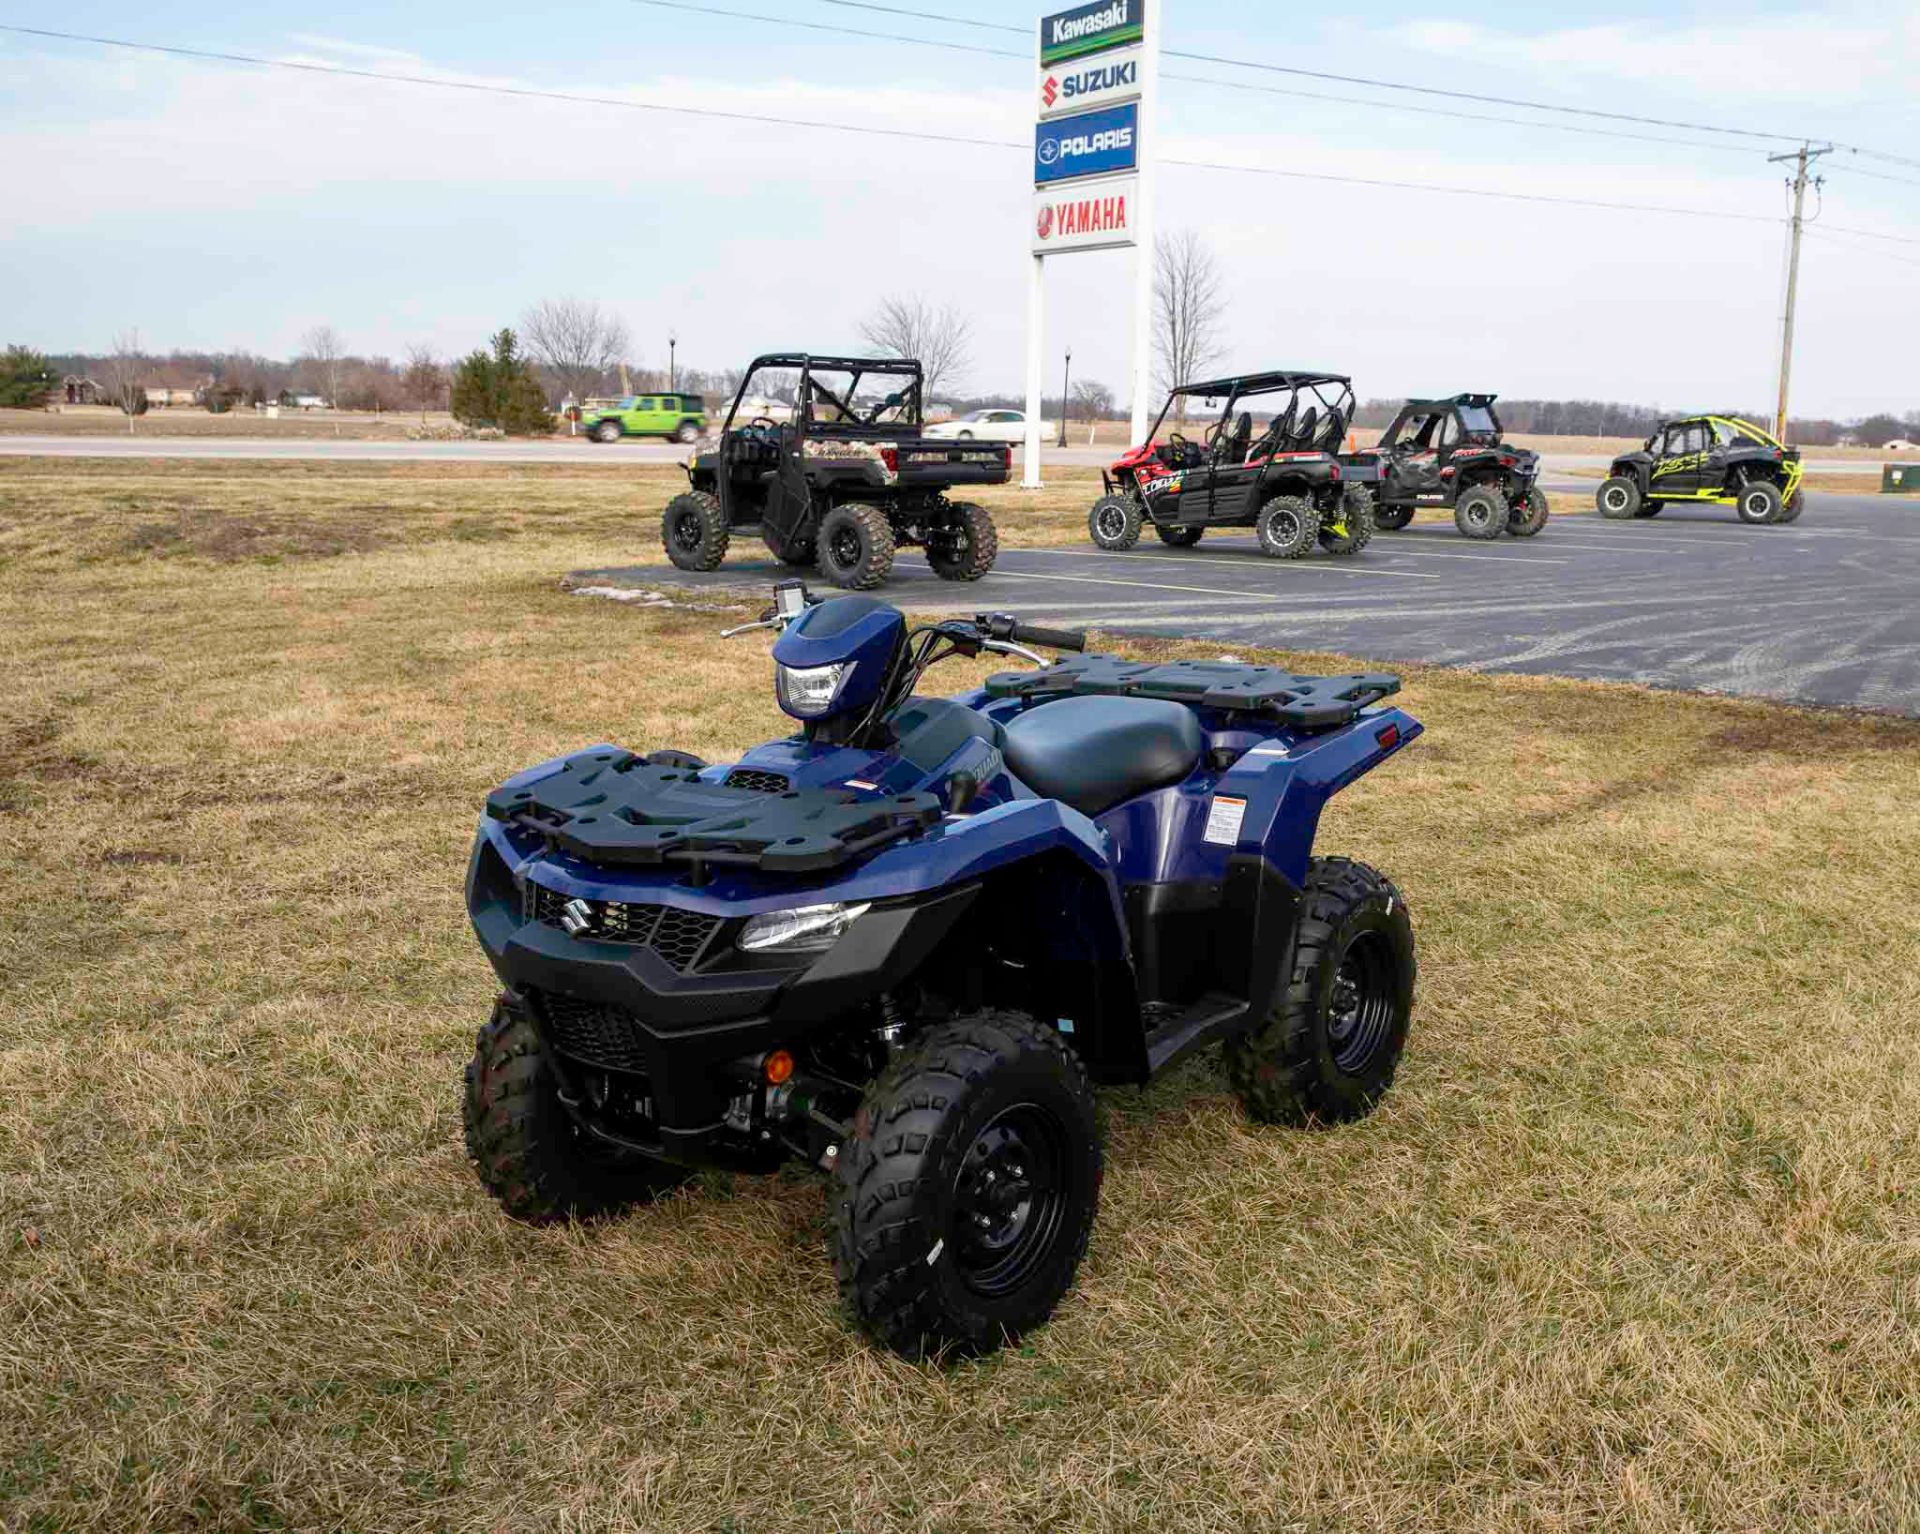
[984,655,1400,730]
[487,753,942,874]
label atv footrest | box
[1144,991,1251,1076]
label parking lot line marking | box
[995,549,1442,580]
[981,566,1439,599]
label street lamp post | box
[1058,347,1072,448]
[668,333,678,393]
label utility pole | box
[668,332,678,393]
[1768,142,1829,441]
[1058,347,1071,448]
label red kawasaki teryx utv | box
[1088,371,1376,559]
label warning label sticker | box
[1203,795,1247,846]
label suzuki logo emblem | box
[1041,75,1059,108]
[559,897,596,936]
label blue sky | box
[3,0,1917,414]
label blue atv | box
[463,581,1421,1359]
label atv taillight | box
[1330,462,1341,480]
[1376,723,1401,749]
[880,447,898,473]
[1500,454,1517,467]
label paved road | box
[577,491,1920,716]
[0,434,1887,475]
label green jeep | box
[583,392,708,444]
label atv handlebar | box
[977,613,1086,653]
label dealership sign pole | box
[1022,0,1156,488]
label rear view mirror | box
[774,580,809,620]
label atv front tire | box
[1507,485,1550,537]
[1597,476,1641,519]
[1154,524,1204,547]
[817,502,897,589]
[1255,495,1319,559]
[662,490,729,571]
[1088,494,1143,551]
[1453,484,1508,540]
[1320,486,1374,555]
[1372,502,1415,532]
[832,1009,1101,1360]
[927,501,999,581]
[1737,480,1783,525]
[463,995,689,1222]
[1225,858,1414,1127]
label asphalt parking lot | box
[578,489,1920,716]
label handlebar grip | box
[1011,622,1087,653]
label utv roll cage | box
[1378,393,1505,451]
[720,353,926,437]
[1148,371,1356,459]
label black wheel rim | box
[1095,505,1125,541]
[827,523,863,570]
[1327,930,1397,1075]
[669,510,704,553]
[1266,509,1300,545]
[1603,486,1629,513]
[951,1104,1068,1298]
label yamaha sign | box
[1037,45,1142,121]
[1031,172,1138,255]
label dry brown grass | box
[0,406,478,440]
[4,458,1920,1533]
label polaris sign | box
[1038,0,1141,67]
[1037,44,1142,121]
[1033,103,1138,186]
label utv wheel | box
[1776,488,1805,524]
[1507,485,1550,537]
[592,420,622,444]
[662,490,729,571]
[817,502,896,590]
[1320,486,1374,555]
[463,995,689,1222]
[1372,502,1415,532]
[673,420,700,444]
[1596,476,1641,519]
[927,500,999,581]
[1087,493,1143,551]
[1736,479,1783,525]
[832,1009,1101,1360]
[1453,484,1507,540]
[1154,524,1204,547]
[1255,494,1319,559]
[1226,858,1415,1127]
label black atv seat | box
[1002,696,1204,818]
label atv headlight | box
[777,662,849,717]
[737,901,871,954]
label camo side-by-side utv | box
[1087,371,1377,559]
[1596,415,1805,525]
[665,354,1011,589]
[1363,394,1548,539]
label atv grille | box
[724,768,791,794]
[524,883,725,972]
[537,993,651,1073]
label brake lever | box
[720,615,780,638]
[983,639,1046,667]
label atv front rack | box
[984,655,1400,730]
[487,753,942,874]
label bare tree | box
[402,343,445,423]
[520,298,631,405]
[103,329,146,434]
[1071,378,1116,444]
[857,295,971,404]
[300,325,345,407]
[1152,231,1225,421]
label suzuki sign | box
[1037,44,1142,121]
[1031,172,1138,254]
[1033,102,1138,185]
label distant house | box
[143,386,197,408]
[1887,439,1916,452]
[284,392,329,411]
[62,375,103,405]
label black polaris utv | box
[664,354,1010,589]
[1596,415,1804,525]
[1088,371,1376,559]
[1363,394,1548,539]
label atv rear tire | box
[1225,858,1414,1127]
[463,994,689,1222]
[1372,501,1416,532]
[1453,484,1508,540]
[1776,488,1805,524]
[1320,486,1374,555]
[593,420,622,444]
[1154,524,1204,547]
[1088,494,1143,551]
[1255,494,1319,559]
[1736,479,1783,525]
[832,1009,1101,1360]
[662,490,729,571]
[927,501,998,581]
[1597,476,1641,519]
[817,502,896,590]
[1507,485,1550,537]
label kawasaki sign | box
[1038,0,1142,67]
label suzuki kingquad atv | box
[1363,394,1548,540]
[463,582,1421,1359]
[1089,371,1377,559]
[666,354,1009,590]
[1597,415,1805,525]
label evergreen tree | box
[451,328,554,436]
[0,345,58,408]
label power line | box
[816,0,1023,32]
[1819,223,1920,248]
[1805,227,1920,271]
[629,0,1024,58]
